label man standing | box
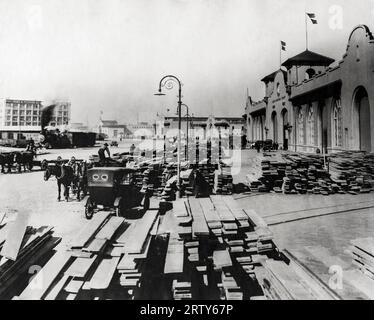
[98,143,110,166]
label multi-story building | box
[126,122,155,138]
[156,114,245,140]
[245,24,374,153]
[47,100,71,127]
[97,120,131,140]
[0,98,71,142]
[0,99,43,141]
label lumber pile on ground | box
[0,215,60,299]
[249,151,374,195]
[348,237,374,280]
[215,165,233,195]
[158,195,278,300]
[247,152,346,195]
[329,152,374,194]
[18,211,143,300]
[116,210,158,299]
[254,259,323,300]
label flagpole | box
[305,11,308,50]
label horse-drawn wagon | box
[84,167,150,219]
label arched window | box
[307,105,315,147]
[332,99,342,147]
[297,108,304,145]
[305,68,316,80]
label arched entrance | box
[271,111,278,142]
[281,109,288,150]
[353,87,371,151]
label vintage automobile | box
[84,167,150,219]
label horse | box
[13,151,34,173]
[70,161,88,201]
[0,152,14,173]
[44,164,75,201]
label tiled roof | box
[282,50,334,68]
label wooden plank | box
[64,279,84,294]
[344,269,374,299]
[264,260,317,300]
[172,199,189,217]
[117,254,137,270]
[18,251,72,300]
[213,249,232,269]
[95,216,124,240]
[0,212,29,261]
[88,257,120,290]
[243,209,268,228]
[44,275,70,300]
[188,198,209,237]
[164,235,184,274]
[351,238,374,257]
[117,211,158,254]
[83,238,107,253]
[69,212,111,249]
[65,256,96,278]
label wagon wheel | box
[85,198,95,220]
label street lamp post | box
[181,103,190,161]
[155,75,183,198]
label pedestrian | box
[130,143,136,156]
[98,143,110,167]
[255,141,261,153]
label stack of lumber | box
[195,163,216,191]
[172,280,192,300]
[17,212,129,300]
[161,195,278,300]
[348,237,374,280]
[164,234,191,299]
[329,151,374,194]
[215,165,233,195]
[180,169,194,196]
[160,175,177,201]
[116,210,158,299]
[0,215,60,299]
[248,153,342,195]
[254,259,320,300]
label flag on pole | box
[281,41,286,51]
[306,13,318,24]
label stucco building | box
[245,24,374,153]
[156,115,245,140]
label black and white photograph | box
[0,0,374,305]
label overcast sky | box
[0,0,373,125]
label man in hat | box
[98,143,110,167]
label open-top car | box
[84,167,150,219]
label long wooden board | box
[117,211,158,254]
[188,198,209,237]
[69,212,111,249]
[164,235,184,274]
[0,212,29,261]
[65,256,96,278]
[18,251,72,300]
[95,217,124,240]
[88,257,120,290]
